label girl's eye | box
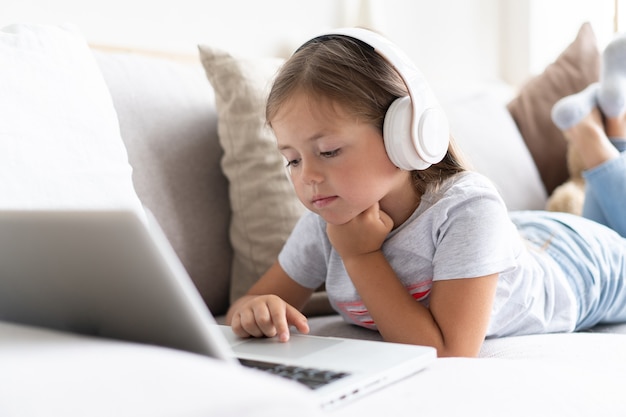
[281,154,300,169]
[320,149,340,158]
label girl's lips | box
[312,195,338,209]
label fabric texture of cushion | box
[198,46,307,305]
[0,321,321,417]
[440,86,547,211]
[95,50,233,315]
[507,22,601,195]
[0,23,143,213]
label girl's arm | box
[327,203,498,357]
[343,251,497,357]
[226,260,315,342]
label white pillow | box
[439,87,547,211]
[0,322,322,417]
[0,23,143,213]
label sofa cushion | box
[198,46,307,305]
[0,23,142,214]
[507,22,601,195]
[95,50,233,315]
[0,321,321,417]
[480,332,626,361]
[308,314,626,359]
[439,85,547,210]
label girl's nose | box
[300,159,324,185]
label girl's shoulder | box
[414,171,508,229]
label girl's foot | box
[598,33,626,118]
[551,83,599,130]
[563,108,620,170]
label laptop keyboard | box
[239,358,350,390]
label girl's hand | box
[229,294,309,342]
[326,202,394,261]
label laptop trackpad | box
[232,335,343,359]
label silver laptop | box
[0,209,435,409]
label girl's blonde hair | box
[266,34,469,196]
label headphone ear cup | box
[383,97,431,170]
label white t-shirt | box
[278,171,577,338]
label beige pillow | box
[198,46,307,305]
[507,22,601,195]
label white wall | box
[3,0,341,57]
[2,0,503,86]
[373,0,502,86]
[501,0,616,86]
[2,0,619,87]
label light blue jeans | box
[511,140,626,331]
[582,138,626,238]
[571,138,626,329]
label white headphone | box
[299,28,450,170]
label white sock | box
[599,33,626,118]
[551,83,599,130]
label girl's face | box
[271,92,417,226]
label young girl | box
[226,28,626,357]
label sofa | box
[2,23,626,416]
